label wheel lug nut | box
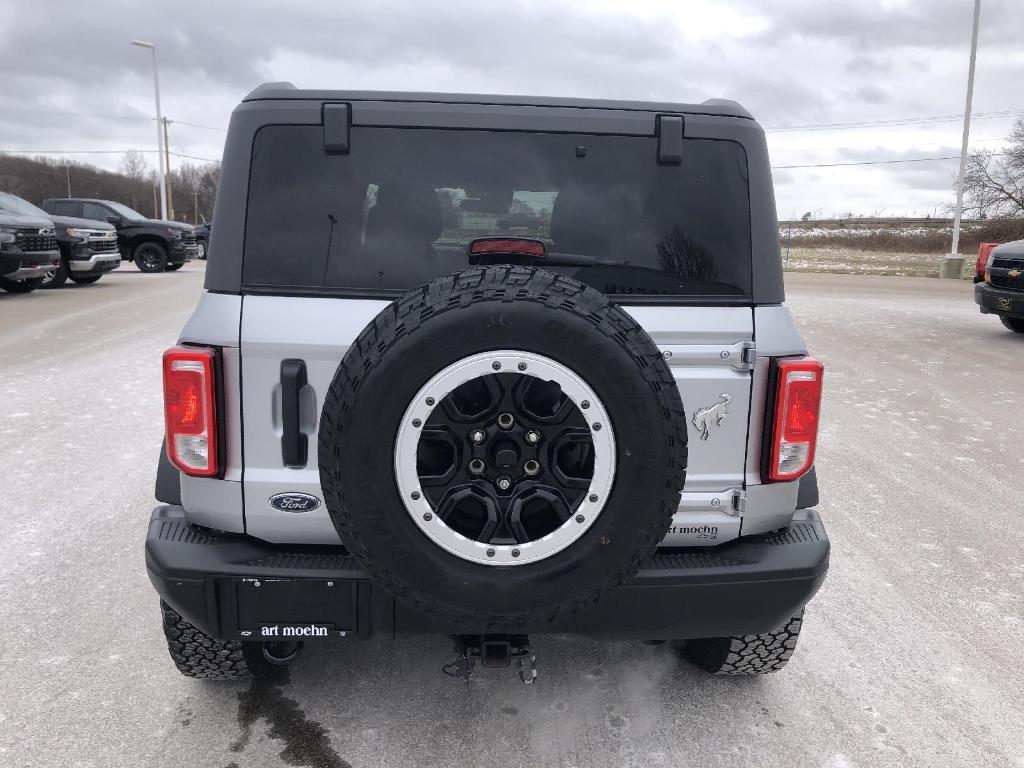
[575,514,585,523]
[496,475,512,491]
[581,400,590,410]
[588,494,598,503]
[592,422,601,431]
[470,429,486,445]
[469,459,485,475]
[525,430,540,445]
[518,362,527,371]
[523,460,540,476]
[425,397,435,406]
[497,412,514,430]
[511,549,520,558]
[486,548,495,557]
[423,512,433,521]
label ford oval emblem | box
[269,492,322,513]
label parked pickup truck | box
[148,84,828,682]
[0,191,60,294]
[42,198,197,273]
[975,239,1024,333]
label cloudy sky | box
[2,0,1021,218]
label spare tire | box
[318,266,687,628]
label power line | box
[765,108,1024,132]
[768,136,1007,154]
[772,153,1005,170]
[172,119,228,132]
[0,106,152,122]
[0,148,220,163]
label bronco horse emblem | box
[692,394,732,440]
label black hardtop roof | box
[242,82,754,121]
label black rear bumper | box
[146,506,829,641]
[976,282,1024,319]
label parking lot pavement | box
[1,267,1021,768]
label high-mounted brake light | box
[468,237,546,261]
[767,356,823,483]
[163,346,219,477]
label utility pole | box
[130,40,168,221]
[944,0,982,278]
[152,178,158,217]
[65,163,71,196]
[194,188,199,224]
[162,117,175,220]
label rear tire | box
[40,260,69,289]
[70,275,102,285]
[160,601,276,679]
[1000,316,1024,334]
[134,242,168,273]
[685,611,805,675]
[0,276,44,294]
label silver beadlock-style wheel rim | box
[394,350,616,567]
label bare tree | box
[959,118,1024,217]
[120,151,150,210]
[120,150,149,179]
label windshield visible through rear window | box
[243,125,752,300]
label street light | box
[944,0,982,279]
[130,40,168,221]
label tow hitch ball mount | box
[443,634,538,684]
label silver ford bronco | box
[148,84,828,680]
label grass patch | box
[782,248,971,278]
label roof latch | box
[656,114,684,165]
[323,103,351,154]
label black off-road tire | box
[70,275,102,285]
[0,276,44,293]
[685,611,805,675]
[160,601,267,679]
[1000,316,1024,334]
[40,259,69,289]
[319,266,688,629]
[134,242,168,273]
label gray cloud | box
[0,0,1021,217]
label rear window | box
[243,125,752,300]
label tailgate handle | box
[280,359,308,468]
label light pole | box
[130,40,168,221]
[944,0,982,278]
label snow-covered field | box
[781,247,968,278]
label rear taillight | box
[977,242,999,280]
[162,346,219,477]
[767,356,823,483]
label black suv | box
[42,198,197,272]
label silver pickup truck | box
[147,84,829,681]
